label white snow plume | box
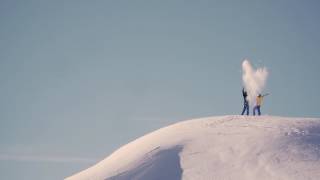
[242,59,268,106]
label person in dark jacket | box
[241,88,249,115]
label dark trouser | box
[253,105,261,116]
[241,101,249,115]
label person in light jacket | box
[253,93,269,116]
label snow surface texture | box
[66,116,320,180]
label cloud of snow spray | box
[242,59,268,106]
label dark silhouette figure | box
[241,88,249,115]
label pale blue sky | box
[1,0,320,179]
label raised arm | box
[263,93,270,97]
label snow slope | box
[66,116,320,180]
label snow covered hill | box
[66,115,320,180]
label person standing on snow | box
[253,93,269,116]
[241,88,249,115]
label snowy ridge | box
[66,115,320,180]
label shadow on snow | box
[106,145,183,180]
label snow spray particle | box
[242,59,268,106]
